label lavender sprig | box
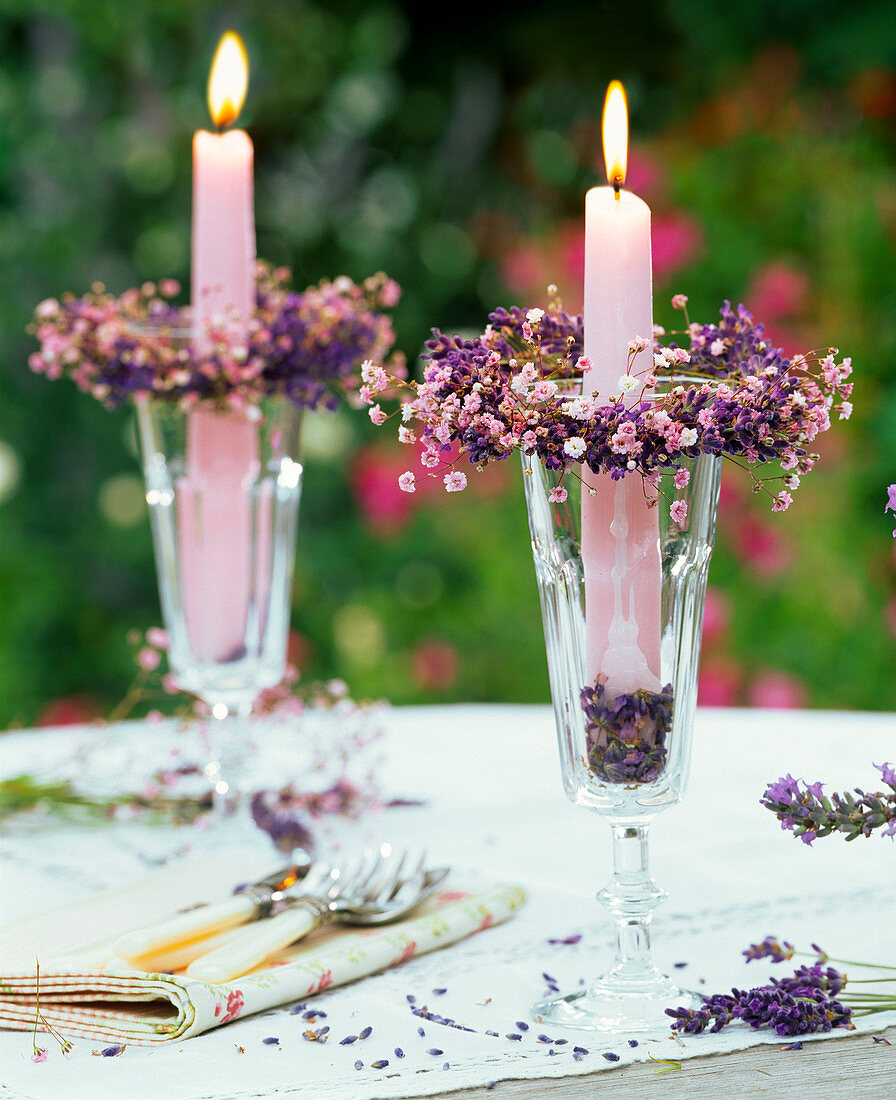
[761,764,896,845]
[669,937,896,1038]
[744,936,896,974]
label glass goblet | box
[522,446,722,1031]
[136,395,302,820]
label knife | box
[111,851,313,962]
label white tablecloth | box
[1,705,894,1099]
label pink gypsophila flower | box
[444,471,467,492]
[137,647,160,671]
[673,468,690,489]
[671,294,688,309]
[549,486,568,503]
[670,499,688,527]
[887,484,896,513]
[773,491,793,512]
[398,471,416,493]
[146,627,168,649]
[368,404,387,426]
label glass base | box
[533,969,699,1033]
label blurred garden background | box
[0,0,895,726]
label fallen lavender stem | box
[667,936,896,1037]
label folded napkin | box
[0,857,525,1045]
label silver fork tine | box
[352,847,387,895]
[366,848,407,904]
[388,851,425,903]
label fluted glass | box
[523,446,721,1030]
[136,397,302,813]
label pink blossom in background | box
[37,694,102,727]
[622,148,666,202]
[499,221,583,313]
[698,657,743,706]
[733,515,793,576]
[744,260,817,358]
[701,587,731,645]
[351,444,426,535]
[412,638,459,692]
[746,261,811,321]
[717,475,747,519]
[500,242,544,296]
[287,629,313,670]
[884,597,896,640]
[747,670,809,709]
[651,212,703,280]
[559,229,585,299]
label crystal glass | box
[522,446,722,1031]
[136,396,302,816]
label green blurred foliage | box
[0,0,894,723]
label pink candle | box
[191,30,254,341]
[580,82,662,695]
[183,32,260,665]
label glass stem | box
[597,823,666,980]
[205,701,254,821]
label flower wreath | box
[29,262,404,412]
[364,291,852,525]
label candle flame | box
[207,31,249,130]
[602,80,628,189]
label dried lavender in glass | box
[523,433,721,1031]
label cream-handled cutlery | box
[186,850,449,983]
[111,851,313,962]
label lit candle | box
[580,81,662,695]
[182,32,260,665]
[192,30,255,342]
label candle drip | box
[601,479,662,695]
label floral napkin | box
[0,857,525,1045]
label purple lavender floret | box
[743,936,795,964]
[667,979,852,1038]
[487,305,583,363]
[770,964,846,998]
[250,792,315,855]
[580,677,673,785]
[761,765,896,843]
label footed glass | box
[522,448,722,1031]
[136,397,302,816]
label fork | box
[185,846,448,983]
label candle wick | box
[613,179,622,200]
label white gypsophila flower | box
[679,427,698,447]
[564,437,586,458]
[618,374,640,394]
[526,308,545,323]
